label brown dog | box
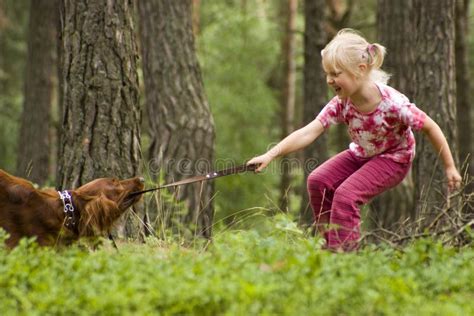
[0,169,144,247]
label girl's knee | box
[307,171,329,191]
[333,186,358,207]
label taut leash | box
[129,163,260,197]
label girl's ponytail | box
[367,43,385,69]
[367,43,390,84]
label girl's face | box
[324,67,360,99]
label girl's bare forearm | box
[422,117,456,169]
[266,119,324,158]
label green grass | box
[0,218,473,316]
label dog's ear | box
[79,194,121,236]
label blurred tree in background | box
[16,0,58,186]
[369,0,415,231]
[299,0,328,227]
[138,0,215,238]
[411,0,458,214]
[0,0,29,172]
[456,0,473,184]
[278,0,298,213]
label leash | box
[129,163,260,196]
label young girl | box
[247,29,462,251]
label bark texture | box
[138,0,215,238]
[412,0,458,212]
[58,0,141,236]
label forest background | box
[0,0,472,242]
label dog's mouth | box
[120,177,145,209]
[121,187,144,209]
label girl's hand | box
[247,153,274,173]
[446,166,462,192]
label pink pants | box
[307,150,411,251]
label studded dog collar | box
[58,190,79,234]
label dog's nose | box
[138,177,145,183]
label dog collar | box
[58,190,78,233]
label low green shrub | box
[0,223,473,315]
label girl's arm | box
[421,116,462,191]
[247,118,325,172]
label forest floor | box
[1,220,473,315]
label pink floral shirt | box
[316,83,426,163]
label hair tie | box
[365,44,376,64]
[367,44,376,55]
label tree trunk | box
[412,0,458,214]
[0,1,6,30]
[325,0,352,37]
[455,0,473,183]
[376,0,415,99]
[58,0,142,237]
[369,0,415,231]
[325,0,352,153]
[192,0,200,36]
[137,0,215,239]
[0,0,30,172]
[16,0,58,185]
[279,0,298,212]
[300,0,329,227]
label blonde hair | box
[321,28,390,84]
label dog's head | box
[72,176,145,236]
